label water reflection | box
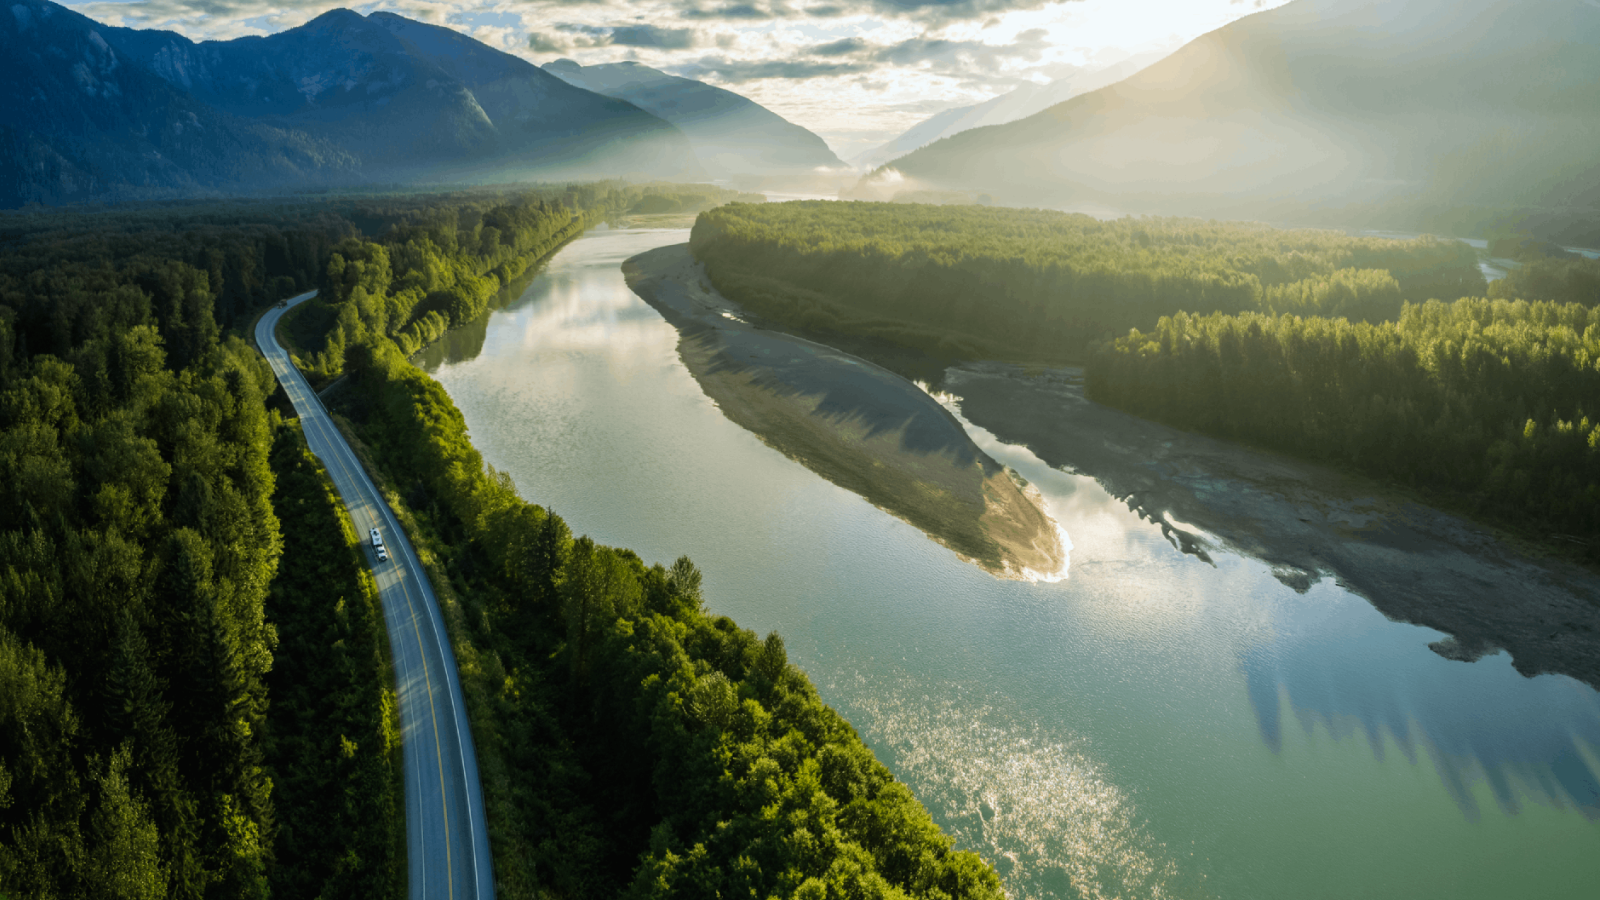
[425,225,1600,900]
[1241,586,1600,821]
[954,395,1600,824]
[947,364,1600,695]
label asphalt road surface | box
[257,292,495,900]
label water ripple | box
[832,672,1202,900]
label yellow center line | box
[317,441,457,900]
[263,306,459,900]
[406,576,455,900]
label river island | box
[624,243,1065,579]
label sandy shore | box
[623,244,1064,579]
[947,363,1600,690]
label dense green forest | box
[2,184,999,898]
[690,201,1599,553]
[0,314,283,897]
[283,182,761,384]
[0,193,419,898]
[263,424,402,899]
[689,201,1485,362]
[1488,255,1600,308]
[1089,300,1600,551]
[328,332,1004,900]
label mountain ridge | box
[543,58,843,182]
[849,52,1166,171]
[868,0,1600,234]
[1,2,701,207]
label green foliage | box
[337,329,1005,900]
[0,312,282,897]
[1488,256,1600,308]
[262,424,402,900]
[690,201,1485,362]
[288,182,759,384]
[0,185,989,900]
[1259,268,1404,323]
[0,197,403,899]
[1089,298,1600,548]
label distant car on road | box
[377,546,389,563]
[370,527,382,547]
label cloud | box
[866,0,1061,20]
[610,24,698,48]
[681,2,786,19]
[549,21,700,50]
[670,55,874,83]
[802,27,1051,73]
[529,32,570,53]
[810,37,870,56]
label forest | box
[282,182,762,385]
[689,201,1486,362]
[1487,254,1600,308]
[1089,300,1600,550]
[0,190,438,898]
[1,183,999,899]
[319,262,1004,899]
[689,200,1598,554]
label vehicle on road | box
[377,546,389,563]
[371,527,382,547]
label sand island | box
[624,243,1064,579]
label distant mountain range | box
[849,52,1167,171]
[543,59,844,185]
[0,2,701,206]
[866,0,1600,237]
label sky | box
[65,0,1292,160]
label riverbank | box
[947,363,1600,690]
[623,242,1064,579]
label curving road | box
[256,292,495,900]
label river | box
[417,225,1600,900]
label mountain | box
[868,0,1600,234]
[542,59,843,183]
[1,2,700,207]
[1,0,357,205]
[849,53,1166,171]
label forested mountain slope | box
[876,0,1600,240]
[0,2,700,207]
[543,59,842,179]
[1,0,357,206]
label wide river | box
[418,226,1600,900]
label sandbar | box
[948,363,1600,690]
[623,243,1064,579]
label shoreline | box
[622,243,1065,580]
[947,363,1600,690]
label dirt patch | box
[946,363,1600,690]
[623,244,1063,579]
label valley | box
[419,224,1600,900]
[5,1,1600,898]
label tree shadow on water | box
[1242,618,1600,822]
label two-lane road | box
[257,292,494,900]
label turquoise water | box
[417,226,1600,900]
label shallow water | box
[417,227,1600,900]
